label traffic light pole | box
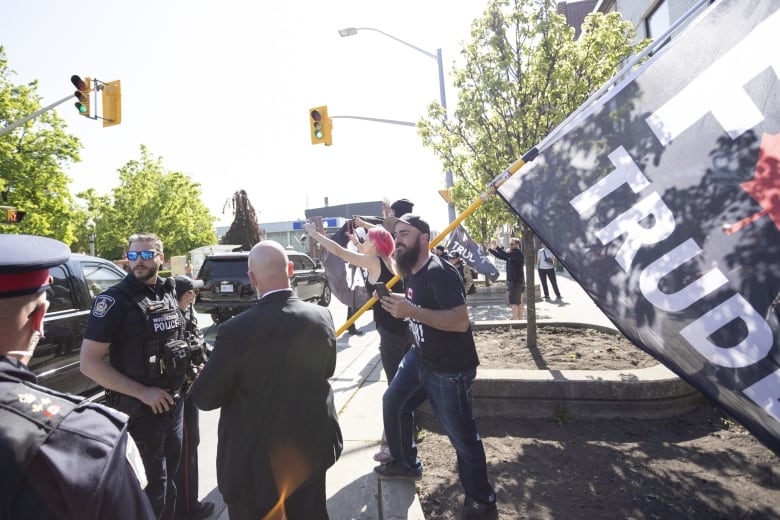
[0,93,74,138]
[330,115,416,127]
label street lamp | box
[338,26,456,223]
[86,217,96,256]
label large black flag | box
[498,0,780,453]
[445,225,500,282]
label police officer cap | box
[0,234,70,299]
[174,276,204,296]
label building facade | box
[592,0,713,41]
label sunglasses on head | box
[126,250,158,261]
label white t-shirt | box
[536,248,555,270]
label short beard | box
[394,239,422,278]
[134,263,159,283]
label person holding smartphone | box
[304,219,414,462]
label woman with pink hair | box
[304,220,414,462]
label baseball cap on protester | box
[174,276,204,297]
[0,235,71,299]
[389,198,414,217]
[383,214,431,235]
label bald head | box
[248,241,294,297]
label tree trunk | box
[522,225,537,348]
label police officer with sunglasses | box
[81,232,191,520]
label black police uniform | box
[84,273,188,520]
[0,233,154,519]
[0,357,155,519]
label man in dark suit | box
[190,240,342,520]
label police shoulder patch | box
[92,294,116,317]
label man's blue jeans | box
[383,347,496,505]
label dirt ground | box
[415,326,780,519]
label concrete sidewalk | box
[209,273,623,519]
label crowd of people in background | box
[3,198,570,520]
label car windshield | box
[201,258,248,279]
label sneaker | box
[373,460,422,481]
[463,497,498,519]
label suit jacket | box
[190,290,342,509]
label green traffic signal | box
[71,75,91,117]
[309,106,332,145]
[311,110,323,140]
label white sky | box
[2,0,491,233]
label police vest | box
[113,279,189,390]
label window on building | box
[645,0,670,39]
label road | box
[193,296,381,509]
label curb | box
[468,320,705,419]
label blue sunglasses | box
[126,250,158,261]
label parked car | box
[195,250,331,323]
[29,254,127,397]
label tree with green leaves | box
[0,46,82,242]
[419,0,647,343]
[86,145,216,260]
[222,189,262,251]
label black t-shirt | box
[404,255,479,372]
[366,258,408,335]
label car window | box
[294,255,315,270]
[47,265,76,313]
[201,258,248,279]
[83,261,125,300]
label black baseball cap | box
[0,235,70,298]
[174,276,204,297]
[383,214,430,235]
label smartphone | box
[374,284,391,298]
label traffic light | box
[102,80,122,128]
[309,106,333,146]
[71,75,91,117]
[2,207,26,224]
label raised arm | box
[303,221,380,274]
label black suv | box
[30,254,127,397]
[195,250,331,322]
